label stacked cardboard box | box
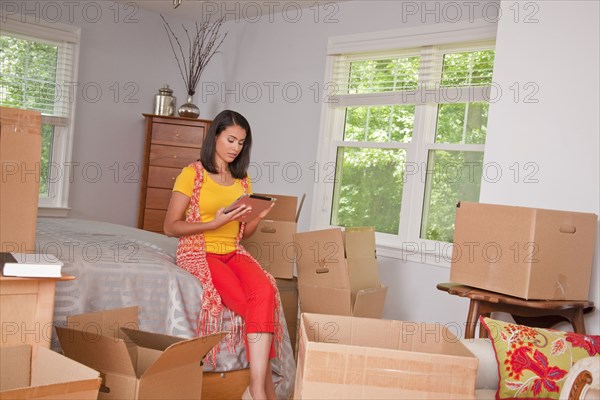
[242,193,303,279]
[0,108,95,399]
[0,344,101,399]
[55,306,224,400]
[241,193,303,351]
[293,227,387,318]
[294,313,478,399]
[450,202,598,300]
[0,106,42,253]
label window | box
[0,15,80,215]
[311,22,496,264]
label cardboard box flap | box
[352,285,388,319]
[66,306,139,337]
[255,193,300,222]
[0,107,42,252]
[139,333,226,379]
[0,107,42,132]
[0,345,101,400]
[298,283,352,316]
[55,326,137,376]
[294,229,350,290]
[0,345,31,391]
[1,380,102,400]
[346,257,381,299]
[119,327,188,351]
[31,346,100,387]
[343,227,377,259]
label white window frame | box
[310,20,497,267]
[1,13,80,217]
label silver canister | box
[153,84,176,116]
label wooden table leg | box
[465,299,479,339]
[571,308,586,335]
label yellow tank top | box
[172,166,252,254]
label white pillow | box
[461,338,498,390]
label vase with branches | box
[161,15,227,118]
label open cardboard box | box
[241,193,305,279]
[294,313,478,399]
[0,344,101,400]
[450,201,598,300]
[0,106,42,253]
[293,227,387,318]
[55,306,225,400]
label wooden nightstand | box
[0,275,75,358]
[138,114,211,233]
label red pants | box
[206,252,276,360]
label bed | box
[36,217,296,399]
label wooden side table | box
[437,282,595,339]
[0,275,75,357]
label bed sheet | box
[36,217,295,398]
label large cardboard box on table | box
[242,193,304,279]
[55,306,225,400]
[0,107,42,253]
[0,344,101,400]
[293,227,387,318]
[294,313,478,399]
[450,202,598,300]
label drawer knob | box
[171,177,175,180]
[175,134,180,137]
[173,155,178,159]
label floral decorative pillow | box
[480,316,600,399]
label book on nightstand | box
[0,252,63,278]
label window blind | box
[330,40,495,107]
[1,30,76,120]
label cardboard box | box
[242,193,304,279]
[293,227,387,318]
[55,307,225,400]
[0,107,42,253]
[450,202,598,300]
[294,313,478,399]
[0,344,101,400]
[277,277,299,355]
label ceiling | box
[125,0,345,20]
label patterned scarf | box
[176,161,282,364]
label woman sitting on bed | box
[163,110,281,400]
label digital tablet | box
[223,194,276,222]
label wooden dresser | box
[138,114,211,233]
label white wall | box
[482,0,600,332]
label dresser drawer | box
[149,144,200,168]
[143,209,167,233]
[147,166,181,189]
[151,122,206,147]
[146,187,173,210]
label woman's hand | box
[256,202,275,220]
[212,204,252,227]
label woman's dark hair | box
[201,110,252,179]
